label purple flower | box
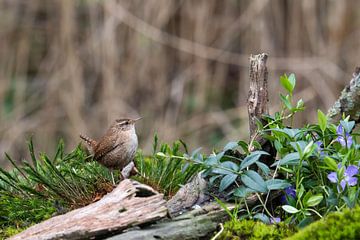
[336,125,353,148]
[315,141,325,156]
[327,164,358,191]
[285,186,296,198]
[270,217,281,224]
[281,186,296,203]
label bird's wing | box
[94,135,123,161]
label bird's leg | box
[121,162,136,180]
[110,170,115,185]
[120,171,125,181]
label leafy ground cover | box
[1,73,359,239]
[158,74,360,237]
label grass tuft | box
[134,135,202,198]
[0,138,116,236]
[0,136,203,238]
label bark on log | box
[10,180,167,240]
[328,67,360,123]
[108,196,259,240]
[109,192,276,240]
[247,53,269,142]
[166,172,209,217]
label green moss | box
[0,194,57,227]
[0,226,27,239]
[288,207,360,240]
[218,220,296,240]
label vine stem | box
[248,112,295,152]
[263,162,281,209]
[256,193,274,219]
[168,155,242,176]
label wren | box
[80,117,141,183]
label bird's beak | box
[133,117,142,122]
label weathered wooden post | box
[247,53,269,141]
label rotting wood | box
[10,180,167,240]
[328,67,360,123]
[247,53,269,141]
[166,172,209,217]
[107,207,226,240]
[108,199,252,240]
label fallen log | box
[10,180,167,240]
[108,194,267,240]
[108,203,228,240]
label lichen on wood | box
[328,67,360,123]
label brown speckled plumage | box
[80,118,140,171]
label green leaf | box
[156,152,167,158]
[270,128,300,139]
[213,161,239,175]
[290,141,308,152]
[266,179,291,190]
[223,141,238,151]
[271,152,300,167]
[324,156,338,171]
[219,174,237,192]
[191,147,202,158]
[233,186,254,198]
[216,151,225,161]
[152,134,159,153]
[238,141,249,153]
[280,94,293,110]
[317,110,327,132]
[303,141,314,156]
[282,205,300,214]
[288,73,296,91]
[205,154,218,166]
[306,195,323,207]
[340,120,355,133]
[253,213,270,224]
[298,184,305,200]
[280,74,294,93]
[256,161,270,175]
[241,170,267,192]
[302,191,312,205]
[209,175,221,185]
[296,99,304,109]
[240,151,269,170]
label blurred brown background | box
[0,0,359,166]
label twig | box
[211,223,224,240]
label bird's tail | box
[80,134,97,150]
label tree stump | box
[247,53,269,141]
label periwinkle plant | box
[158,73,360,227]
[327,164,358,192]
[336,124,353,148]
